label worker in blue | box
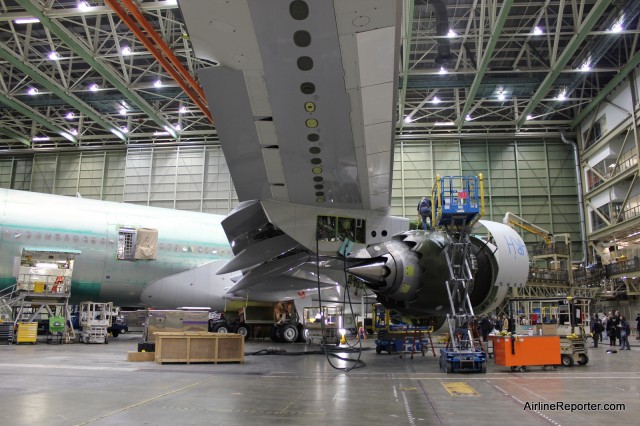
[417,196,432,230]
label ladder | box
[432,175,488,373]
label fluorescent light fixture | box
[439,67,447,75]
[447,29,456,37]
[70,128,78,136]
[78,1,91,11]
[610,17,623,33]
[35,262,59,268]
[48,51,60,60]
[556,90,566,101]
[14,18,40,24]
[32,136,50,142]
[174,124,182,131]
[403,116,413,124]
[60,132,75,142]
[27,87,39,96]
[119,107,127,115]
[533,26,543,35]
[179,106,188,114]
[154,79,163,88]
[608,164,615,168]
[121,45,132,56]
[526,114,533,120]
[120,126,129,134]
[154,131,170,136]
[434,121,455,126]
[465,114,472,121]
[65,112,75,120]
[498,92,505,101]
[89,83,99,92]
[580,62,591,71]
[432,96,441,104]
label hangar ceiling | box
[0,0,638,152]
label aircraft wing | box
[180,0,402,210]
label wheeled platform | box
[439,348,487,373]
[492,334,561,371]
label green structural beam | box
[571,49,640,129]
[515,0,613,128]
[0,93,77,143]
[16,0,177,140]
[457,0,514,131]
[0,126,30,146]
[0,47,126,141]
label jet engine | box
[346,220,528,319]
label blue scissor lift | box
[432,175,487,373]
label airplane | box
[177,0,530,325]
[0,187,390,311]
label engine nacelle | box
[346,221,528,318]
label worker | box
[591,313,602,348]
[417,196,432,230]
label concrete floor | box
[0,333,638,426]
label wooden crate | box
[154,332,244,364]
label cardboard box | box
[535,324,557,336]
[127,351,155,362]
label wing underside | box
[180,0,402,210]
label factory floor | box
[0,332,638,426]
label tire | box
[235,324,251,340]
[281,324,299,343]
[481,362,487,373]
[446,362,453,373]
[270,325,282,343]
[120,328,127,335]
[213,323,230,333]
[376,346,382,354]
[561,354,574,367]
[111,331,119,338]
[577,354,589,365]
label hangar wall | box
[0,140,580,257]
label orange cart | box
[491,335,561,371]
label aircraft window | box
[289,1,309,20]
[117,227,137,260]
[316,215,365,243]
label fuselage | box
[0,188,232,306]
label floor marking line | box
[74,375,220,425]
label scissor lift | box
[432,175,488,373]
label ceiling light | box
[610,17,623,33]
[32,136,50,142]
[497,92,505,101]
[89,83,99,92]
[465,114,472,121]
[174,124,182,131]
[556,90,567,101]
[608,164,615,168]
[119,107,127,116]
[526,114,533,120]
[27,87,39,96]
[154,131,170,136]
[403,116,413,124]
[432,96,441,104]
[580,62,591,72]
[78,1,91,11]
[120,126,129,134]
[154,79,163,88]
[533,26,543,35]
[70,128,78,136]
[48,51,60,61]
[14,18,40,24]
[179,106,188,114]
[447,29,456,38]
[434,121,455,126]
[439,67,448,75]
[121,45,132,56]
[65,112,75,120]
